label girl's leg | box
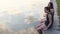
[37,29,43,34]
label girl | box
[44,7,52,29]
[36,7,52,30]
[48,2,54,23]
[35,7,52,34]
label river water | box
[0,0,50,34]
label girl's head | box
[48,2,54,9]
[44,7,50,14]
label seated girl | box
[35,7,52,31]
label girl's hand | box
[35,17,46,30]
[40,17,46,23]
[43,26,48,31]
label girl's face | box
[48,4,51,7]
[45,9,50,14]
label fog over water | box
[0,0,50,31]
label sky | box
[0,0,50,31]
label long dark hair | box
[48,2,54,9]
[44,7,51,13]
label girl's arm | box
[47,14,52,28]
[50,9,54,14]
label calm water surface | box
[0,0,50,34]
